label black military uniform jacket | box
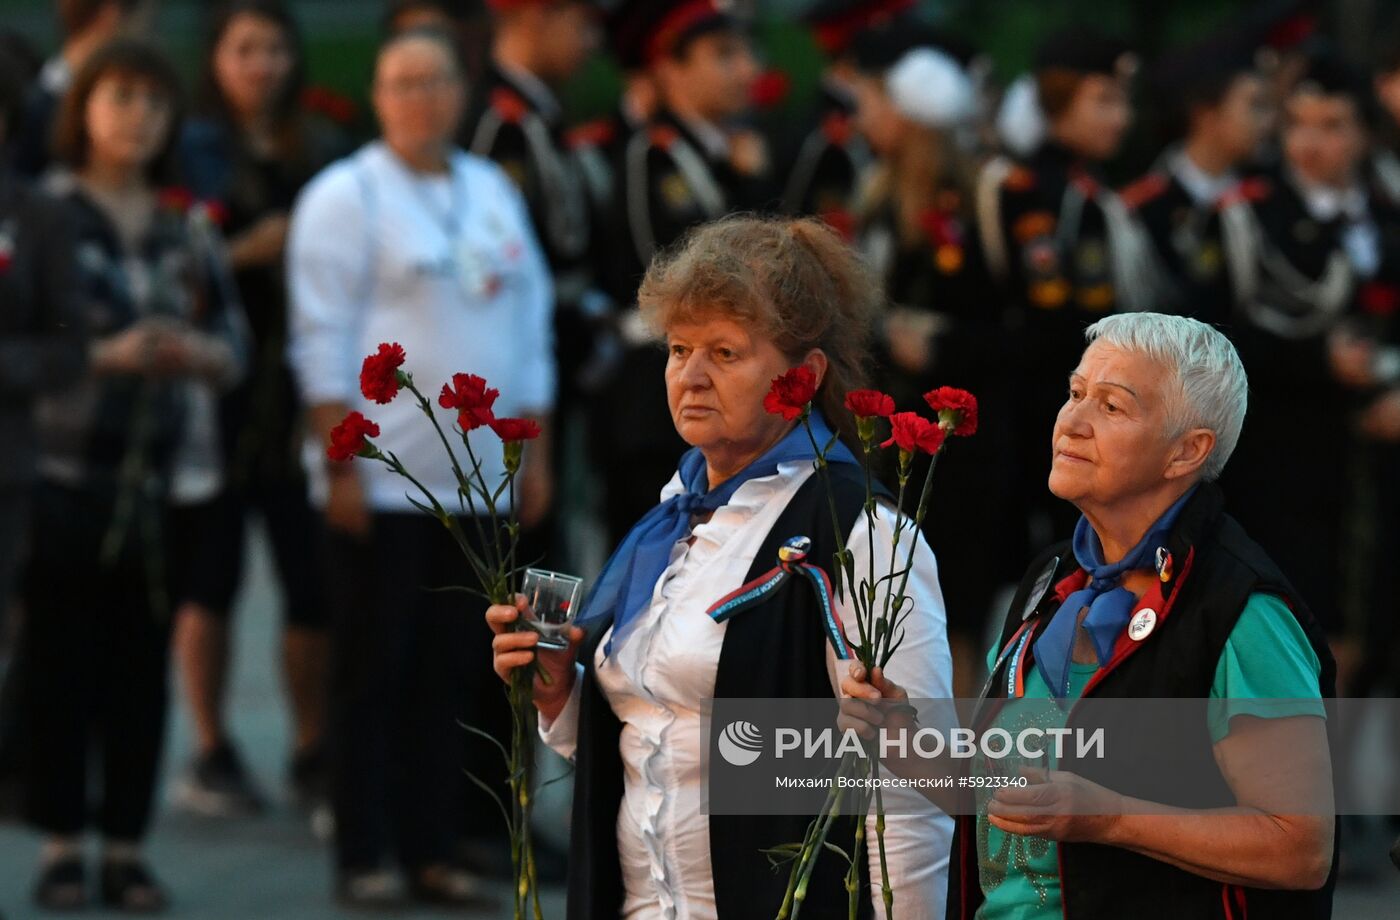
[1120,149,1254,327]
[780,79,870,229]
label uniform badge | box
[1075,283,1115,311]
[1190,242,1222,280]
[1154,546,1174,583]
[660,172,694,212]
[1013,211,1055,243]
[934,244,964,274]
[501,158,528,191]
[1025,238,1060,275]
[1075,240,1107,277]
[1029,278,1070,309]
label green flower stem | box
[875,782,893,920]
[403,380,501,573]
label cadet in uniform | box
[976,28,1142,546]
[779,0,915,230]
[596,0,767,545]
[1215,52,1400,636]
[1120,43,1273,326]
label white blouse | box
[542,460,954,920]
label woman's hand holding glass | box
[487,596,585,723]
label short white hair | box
[1083,313,1248,481]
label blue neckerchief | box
[1032,486,1197,697]
[577,410,857,657]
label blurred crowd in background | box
[1,0,1399,913]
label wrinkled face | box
[1284,92,1366,188]
[84,72,173,171]
[1056,74,1131,161]
[1213,72,1273,164]
[533,2,600,81]
[1048,341,1181,510]
[658,30,759,122]
[665,314,807,458]
[372,36,465,152]
[212,12,295,119]
[851,70,911,156]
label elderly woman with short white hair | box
[844,312,1337,919]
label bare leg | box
[173,603,229,756]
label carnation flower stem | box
[404,381,501,573]
[875,783,893,920]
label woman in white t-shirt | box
[287,27,553,908]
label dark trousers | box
[0,485,33,794]
[21,481,173,840]
[323,512,507,873]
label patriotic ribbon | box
[706,535,853,660]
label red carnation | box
[157,186,195,213]
[360,342,407,404]
[844,389,895,419]
[764,366,819,420]
[881,412,946,455]
[327,411,380,462]
[439,373,499,430]
[490,417,542,442]
[924,386,979,436]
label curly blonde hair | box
[637,215,882,449]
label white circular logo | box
[1128,608,1157,641]
[717,720,764,766]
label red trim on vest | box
[1080,546,1197,698]
[1216,177,1271,210]
[1222,884,1235,920]
[566,118,616,149]
[648,124,680,152]
[490,87,527,124]
[820,111,854,147]
[1119,172,1169,211]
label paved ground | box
[0,525,1396,918]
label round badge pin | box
[778,535,812,564]
[1128,608,1157,641]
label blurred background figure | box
[287,26,551,908]
[778,0,911,226]
[1215,52,1397,648]
[1122,37,1274,327]
[595,0,766,549]
[461,0,603,582]
[976,27,1140,558]
[168,0,349,825]
[0,38,87,823]
[11,0,144,179]
[846,23,1011,698]
[22,39,246,913]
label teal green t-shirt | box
[974,593,1324,920]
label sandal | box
[34,856,86,910]
[409,864,498,909]
[100,860,168,913]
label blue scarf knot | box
[577,410,858,656]
[1032,486,1197,697]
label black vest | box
[566,464,876,920]
[947,483,1338,920]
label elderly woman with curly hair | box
[488,215,955,920]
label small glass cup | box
[520,568,583,651]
